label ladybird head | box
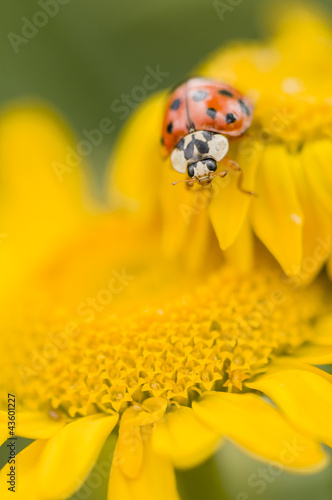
[187,158,217,186]
[170,131,229,186]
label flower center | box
[252,94,332,148]
[2,264,327,417]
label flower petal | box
[193,392,326,470]
[108,434,180,500]
[160,167,212,269]
[0,411,60,444]
[152,406,221,469]
[37,413,118,500]
[262,357,332,384]
[251,144,303,274]
[114,398,168,480]
[108,92,165,220]
[208,142,259,250]
[223,219,254,273]
[14,411,65,439]
[292,152,332,283]
[116,406,145,480]
[0,440,47,500]
[302,139,332,216]
[0,103,86,300]
[247,369,332,447]
[291,344,332,364]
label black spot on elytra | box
[194,139,209,155]
[218,89,233,98]
[184,140,194,160]
[238,99,250,116]
[202,131,214,141]
[206,108,217,119]
[167,122,173,134]
[226,113,237,124]
[170,98,181,110]
[176,138,185,151]
[192,90,208,102]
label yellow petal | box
[248,369,332,447]
[108,434,180,500]
[291,344,332,364]
[14,411,65,439]
[152,406,221,469]
[193,392,326,470]
[262,357,332,384]
[223,218,254,273]
[116,407,144,479]
[137,397,168,425]
[160,163,191,259]
[292,152,332,283]
[251,145,303,274]
[208,142,259,250]
[26,214,158,306]
[115,398,167,479]
[0,103,86,300]
[0,440,47,500]
[109,92,165,220]
[160,165,211,267]
[0,411,60,445]
[159,167,226,272]
[37,413,118,500]
[302,139,332,215]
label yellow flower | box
[111,4,332,282]
[1,6,332,500]
[0,99,332,500]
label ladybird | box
[161,77,254,191]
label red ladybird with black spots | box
[161,77,254,190]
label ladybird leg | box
[236,170,257,196]
[212,170,228,179]
[221,157,240,171]
[185,180,196,190]
[221,158,257,196]
[172,178,195,187]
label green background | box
[1,0,332,498]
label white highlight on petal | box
[291,213,302,225]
